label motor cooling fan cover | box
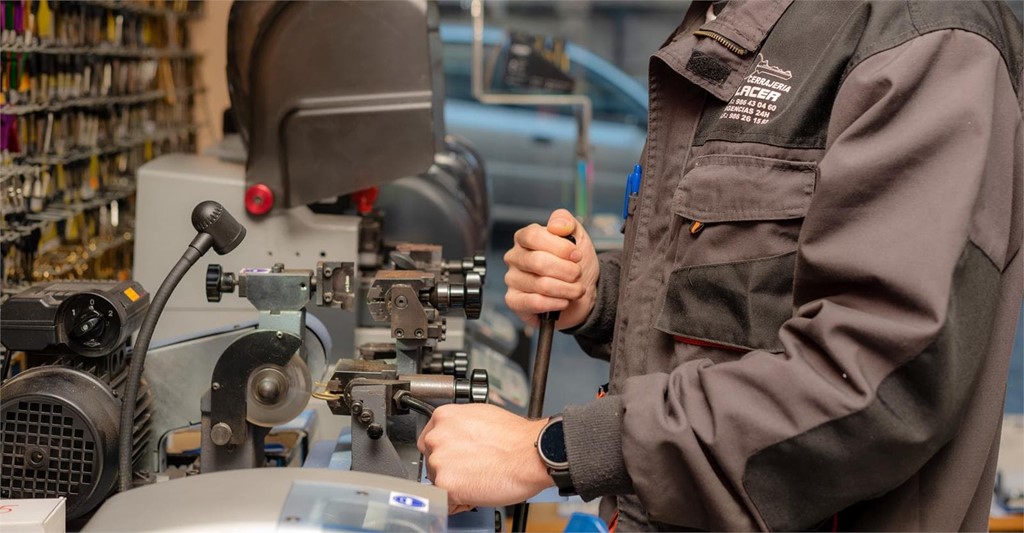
[0,366,120,519]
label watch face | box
[540,420,568,467]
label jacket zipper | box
[693,29,748,56]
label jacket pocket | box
[655,154,817,353]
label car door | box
[442,39,578,225]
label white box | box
[0,498,65,533]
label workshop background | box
[183,2,1024,529]
[1,0,1022,531]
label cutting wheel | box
[246,355,312,427]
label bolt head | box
[394,328,404,338]
[366,423,384,440]
[256,377,282,403]
[350,401,363,415]
[211,422,233,446]
[276,331,284,339]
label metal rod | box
[529,316,557,419]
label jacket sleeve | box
[562,29,1022,531]
[564,251,622,362]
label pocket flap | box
[672,154,817,223]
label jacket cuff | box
[563,395,633,501]
[561,252,621,342]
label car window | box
[572,65,646,125]
[442,38,645,127]
[442,42,476,102]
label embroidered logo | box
[719,53,794,125]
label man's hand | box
[417,404,553,512]
[504,209,600,329]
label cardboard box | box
[0,498,65,533]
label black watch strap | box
[550,468,577,497]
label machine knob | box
[455,368,489,404]
[463,272,483,320]
[472,254,487,281]
[206,264,223,302]
[206,264,237,303]
[450,352,469,379]
[70,308,105,341]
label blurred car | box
[441,25,648,226]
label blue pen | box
[622,164,643,220]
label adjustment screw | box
[211,423,233,446]
[395,295,408,309]
[359,410,374,425]
[324,268,333,277]
[366,423,384,440]
[350,401,363,416]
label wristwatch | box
[536,415,577,496]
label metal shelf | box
[0,165,40,182]
[85,0,203,19]
[14,123,198,167]
[0,44,197,59]
[2,90,165,115]
[1,183,136,245]
[35,232,133,280]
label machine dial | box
[61,294,121,357]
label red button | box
[245,184,274,216]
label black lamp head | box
[191,201,246,255]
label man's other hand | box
[417,404,554,511]
[504,209,599,329]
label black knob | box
[206,264,223,302]
[70,308,105,341]
[206,264,237,303]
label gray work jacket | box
[562,1,1024,530]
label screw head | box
[395,295,408,308]
[211,422,233,446]
[350,401,363,416]
[324,292,334,303]
[276,331,284,339]
[358,410,374,424]
[212,382,221,391]
[394,328,404,338]
[366,423,384,440]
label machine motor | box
[0,281,153,520]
